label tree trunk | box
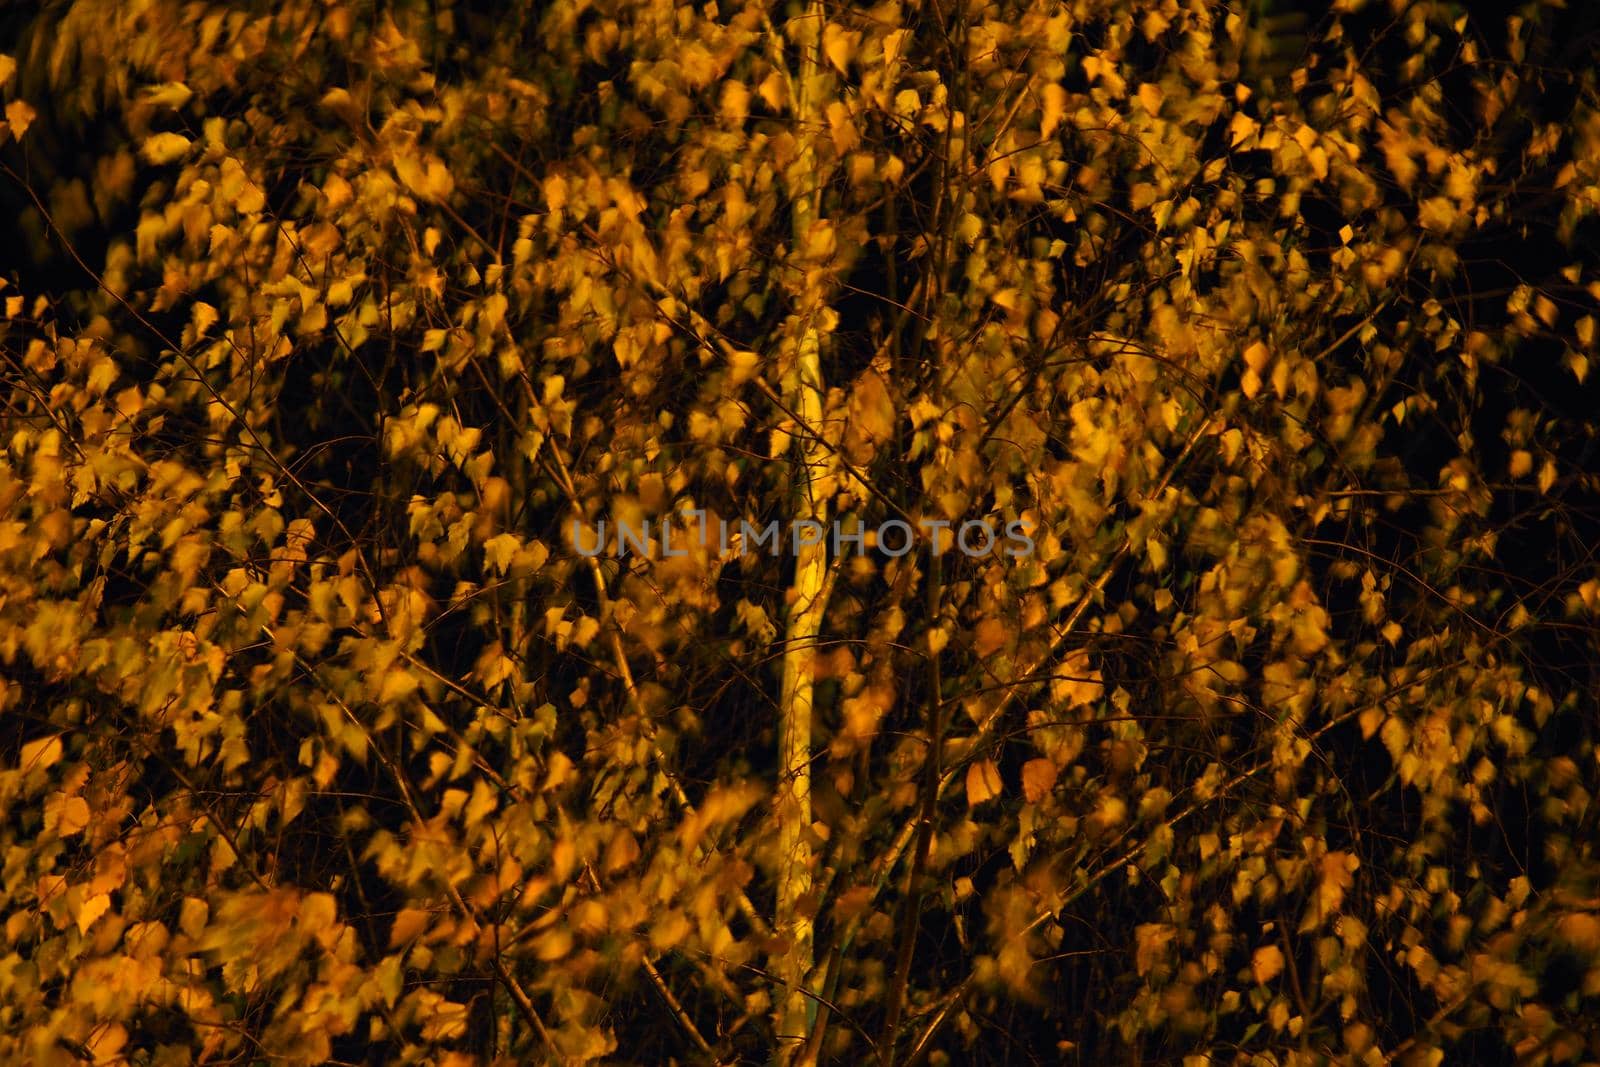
[774,2,829,1059]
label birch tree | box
[3,0,1600,1063]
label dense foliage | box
[2,0,1599,1063]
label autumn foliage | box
[2,0,1600,1063]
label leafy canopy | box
[2,0,1599,1063]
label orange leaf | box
[966,758,1002,807]
[1252,944,1285,984]
[1020,758,1058,803]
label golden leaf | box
[20,735,63,772]
[758,70,787,112]
[728,349,761,385]
[1020,758,1058,803]
[179,897,208,939]
[966,758,1002,807]
[1538,458,1557,494]
[1040,83,1066,139]
[604,829,640,873]
[802,219,837,262]
[822,22,858,73]
[378,668,418,704]
[533,927,573,961]
[75,892,111,934]
[191,301,219,339]
[389,908,430,946]
[1243,340,1271,373]
[552,837,577,881]
[847,368,895,446]
[721,79,750,124]
[826,99,859,154]
[86,1024,127,1062]
[973,617,1009,658]
[4,99,36,140]
[650,911,691,952]
[1134,922,1174,976]
[1556,913,1600,953]
[141,82,193,109]
[395,151,454,202]
[1252,943,1285,984]
[483,532,520,576]
[140,132,191,165]
[48,793,90,837]
[300,892,337,938]
[1227,112,1258,149]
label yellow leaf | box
[76,892,111,934]
[543,751,575,793]
[86,1023,127,1062]
[1556,913,1600,953]
[1040,83,1067,139]
[484,532,520,576]
[552,836,577,881]
[1417,197,1456,233]
[395,151,454,202]
[141,82,193,109]
[720,79,750,124]
[826,101,860,158]
[390,908,431,946]
[1252,943,1285,984]
[370,955,403,1008]
[379,668,418,704]
[650,911,691,952]
[822,22,858,73]
[1020,758,1058,803]
[4,99,36,140]
[1306,851,1358,929]
[571,616,600,649]
[1134,922,1174,976]
[574,899,608,937]
[802,219,837,262]
[464,780,497,827]
[728,349,761,385]
[966,758,1002,807]
[1137,82,1163,115]
[895,88,921,121]
[0,54,15,88]
[1088,794,1127,834]
[179,897,208,938]
[1565,351,1589,384]
[758,70,788,112]
[1227,112,1258,149]
[140,132,192,165]
[20,735,63,771]
[973,617,1009,658]
[677,43,719,88]
[848,369,895,445]
[604,829,640,873]
[299,892,337,938]
[191,301,219,339]
[49,793,90,837]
